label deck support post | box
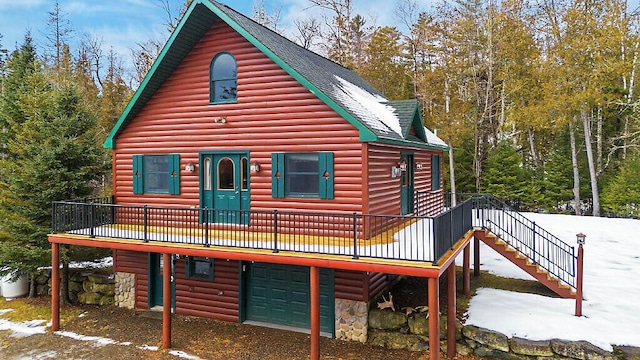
[51,242,60,331]
[310,266,320,360]
[447,264,457,358]
[428,277,440,360]
[473,235,480,276]
[575,243,584,316]
[463,243,470,296]
[162,253,172,349]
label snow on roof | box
[332,76,404,138]
[424,127,448,147]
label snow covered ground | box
[458,212,640,350]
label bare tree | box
[293,17,321,49]
[252,0,282,32]
[43,1,73,68]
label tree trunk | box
[29,274,36,298]
[569,121,582,216]
[528,127,539,168]
[448,142,457,207]
[581,107,600,216]
[61,257,70,305]
[596,106,602,174]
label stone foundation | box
[35,269,115,305]
[335,298,368,343]
[114,272,135,309]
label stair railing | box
[456,193,577,289]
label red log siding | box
[414,151,445,216]
[367,272,394,300]
[113,249,148,309]
[334,270,366,301]
[367,144,444,216]
[112,21,363,214]
[174,258,240,322]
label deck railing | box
[52,197,474,265]
[447,193,577,288]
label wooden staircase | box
[474,229,576,299]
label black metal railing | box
[52,197,474,265]
[447,193,577,289]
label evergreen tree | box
[0,59,103,295]
[602,154,640,217]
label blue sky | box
[0,0,437,59]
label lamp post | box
[575,233,585,316]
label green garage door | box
[246,263,334,335]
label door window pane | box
[204,158,212,190]
[217,157,234,190]
[241,157,248,191]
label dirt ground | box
[0,274,487,360]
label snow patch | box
[332,76,403,138]
[138,345,159,351]
[0,317,47,337]
[458,213,640,351]
[169,350,202,359]
[55,331,118,346]
[0,308,14,316]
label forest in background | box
[0,0,638,295]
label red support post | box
[463,243,470,296]
[447,264,457,358]
[428,277,440,360]
[474,236,480,276]
[51,243,60,331]
[575,243,584,316]
[162,253,172,348]
[310,266,320,360]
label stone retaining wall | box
[367,309,640,360]
[35,269,115,306]
[335,299,368,343]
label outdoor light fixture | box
[399,161,407,172]
[185,163,195,172]
[576,232,586,245]
[213,116,226,124]
[416,163,423,169]
[250,161,260,173]
[391,166,401,178]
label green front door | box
[400,153,415,215]
[200,152,250,223]
[245,263,334,335]
[149,253,163,307]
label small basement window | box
[186,256,214,280]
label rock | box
[368,309,407,330]
[88,274,114,284]
[408,314,429,335]
[99,295,114,306]
[474,346,526,360]
[83,280,94,293]
[77,292,101,305]
[70,272,86,282]
[69,281,83,293]
[462,325,509,352]
[550,339,616,360]
[36,284,48,296]
[509,337,553,357]
[368,329,428,351]
[35,274,49,285]
[92,283,115,296]
[456,342,474,356]
[614,346,640,360]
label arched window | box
[210,52,237,103]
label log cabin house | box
[49,1,482,359]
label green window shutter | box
[132,155,143,194]
[319,152,334,199]
[432,155,441,190]
[271,153,284,198]
[169,154,180,195]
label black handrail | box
[51,197,474,265]
[452,193,577,289]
